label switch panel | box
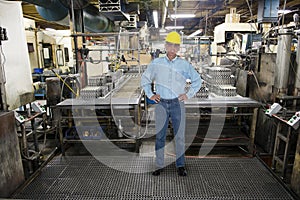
[287,111,300,129]
[14,111,26,124]
[265,103,282,117]
[31,102,46,113]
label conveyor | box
[56,75,143,109]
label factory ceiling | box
[9,0,300,36]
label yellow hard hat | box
[165,31,181,44]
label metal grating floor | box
[11,156,296,200]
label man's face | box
[165,42,180,59]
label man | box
[141,31,202,176]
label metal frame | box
[54,75,143,155]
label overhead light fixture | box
[165,26,184,30]
[45,28,56,31]
[153,10,159,28]
[278,9,292,14]
[187,29,202,38]
[160,32,168,36]
[170,14,196,19]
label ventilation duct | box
[25,0,68,21]
[59,0,90,10]
[83,5,114,33]
[23,0,114,32]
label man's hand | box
[150,94,161,103]
[178,94,188,102]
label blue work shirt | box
[141,55,202,99]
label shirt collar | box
[165,55,178,62]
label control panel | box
[265,103,282,117]
[287,111,300,129]
[14,111,26,124]
[31,102,46,113]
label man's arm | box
[141,64,155,98]
[186,66,202,99]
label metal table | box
[185,95,261,107]
[185,95,261,154]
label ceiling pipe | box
[161,0,169,30]
[23,0,114,32]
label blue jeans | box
[155,98,186,168]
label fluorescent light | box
[187,29,202,38]
[160,32,168,36]
[45,28,56,31]
[165,26,184,30]
[278,9,292,14]
[153,10,159,28]
[170,14,196,19]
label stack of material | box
[203,67,234,85]
[202,66,237,97]
[118,65,147,73]
[80,86,108,99]
[213,85,237,97]
[80,70,125,99]
[106,70,123,83]
[88,75,107,86]
[186,81,209,99]
[195,84,209,98]
[79,70,127,99]
[125,65,147,73]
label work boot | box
[177,167,187,176]
[152,168,163,176]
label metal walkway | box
[11,156,297,200]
